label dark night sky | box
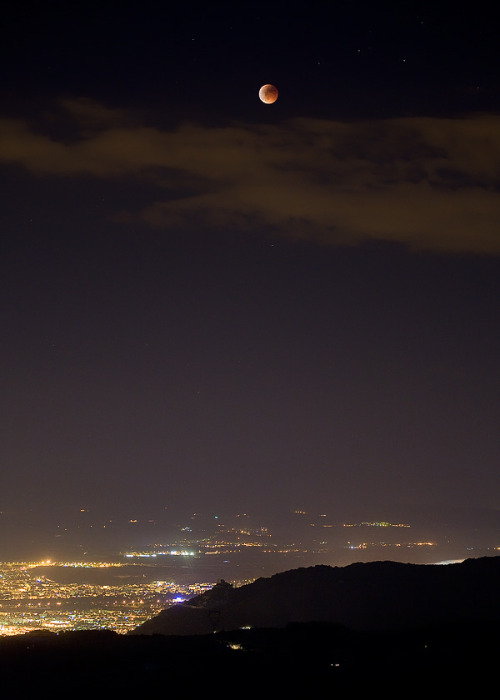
[1,1,499,555]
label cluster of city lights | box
[124,550,196,558]
[0,561,219,636]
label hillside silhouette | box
[2,619,499,693]
[131,556,500,636]
[1,557,499,693]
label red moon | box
[259,84,278,104]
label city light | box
[0,561,220,636]
[1,512,494,637]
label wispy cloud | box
[1,99,499,254]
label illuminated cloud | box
[1,100,499,254]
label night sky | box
[1,1,499,556]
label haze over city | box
[1,1,499,565]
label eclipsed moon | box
[259,84,278,104]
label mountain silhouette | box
[131,556,500,636]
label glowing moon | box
[259,84,278,104]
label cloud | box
[1,100,500,254]
[56,97,133,130]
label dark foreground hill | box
[1,619,500,694]
[131,556,500,636]
[1,619,499,694]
